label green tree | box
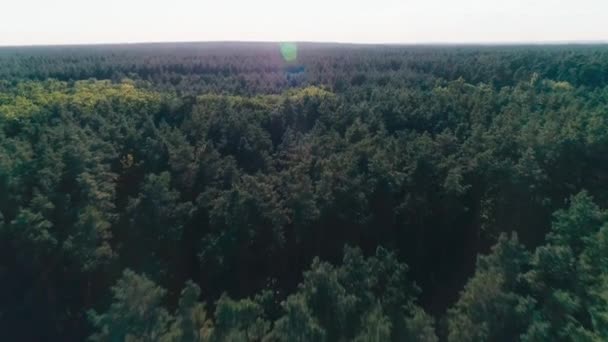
[522,192,608,341]
[164,281,213,342]
[211,295,270,341]
[353,305,391,342]
[267,296,325,342]
[89,270,172,342]
[447,233,532,342]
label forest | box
[1,42,608,341]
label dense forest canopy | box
[1,42,608,341]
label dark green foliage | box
[269,296,325,342]
[520,192,608,341]
[264,246,436,341]
[1,43,608,340]
[90,271,213,342]
[447,234,533,342]
[91,248,434,341]
[449,192,608,341]
[211,295,270,341]
[89,270,173,342]
[165,281,213,342]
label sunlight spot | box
[280,42,297,62]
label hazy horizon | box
[1,39,608,48]
[1,0,607,46]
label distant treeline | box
[2,43,608,94]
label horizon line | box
[1,39,608,48]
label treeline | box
[2,43,608,94]
[1,43,608,341]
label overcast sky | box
[0,0,607,46]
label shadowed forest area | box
[2,42,608,341]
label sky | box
[0,0,607,46]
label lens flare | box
[280,42,297,62]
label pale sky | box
[0,0,607,46]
